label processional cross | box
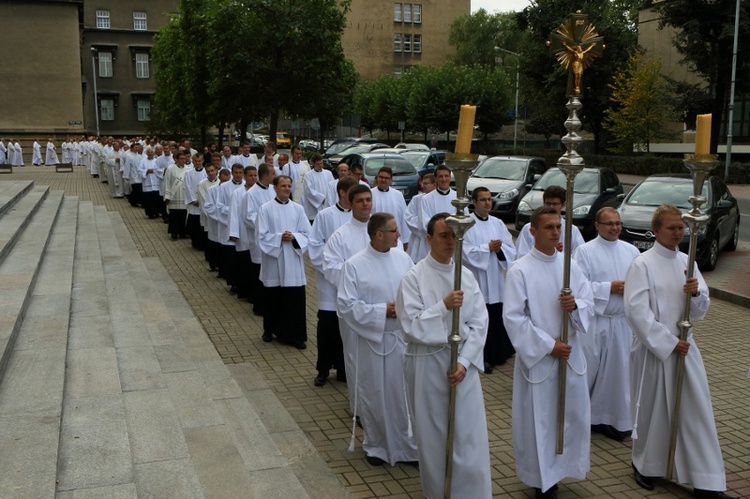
[547,11,604,97]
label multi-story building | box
[342,0,469,79]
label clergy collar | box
[232,180,242,185]
[194,167,204,172]
[274,197,289,205]
[242,154,250,157]
[335,203,351,212]
[475,213,489,222]
[377,186,389,192]
[257,182,269,189]
[437,188,451,195]
[291,160,301,164]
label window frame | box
[394,33,402,52]
[135,52,150,79]
[100,99,115,121]
[133,11,147,31]
[413,4,422,23]
[403,3,412,23]
[98,51,113,78]
[96,9,110,29]
[403,34,411,53]
[413,34,422,53]
[137,98,151,122]
[394,3,402,22]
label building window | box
[133,12,147,31]
[394,33,402,52]
[100,99,115,121]
[404,34,411,53]
[404,4,412,23]
[394,65,403,77]
[98,51,113,78]
[394,3,402,22]
[135,53,150,79]
[413,4,422,23]
[137,99,151,121]
[413,34,422,53]
[96,9,110,29]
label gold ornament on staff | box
[665,114,716,480]
[547,11,603,455]
[442,104,479,499]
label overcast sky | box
[471,0,531,14]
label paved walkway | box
[8,166,750,498]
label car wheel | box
[699,232,720,271]
[726,219,740,251]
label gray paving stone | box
[164,370,225,428]
[183,425,256,497]
[23,292,72,318]
[153,343,196,374]
[122,388,189,464]
[197,360,244,401]
[57,394,133,491]
[240,387,299,434]
[64,348,121,399]
[0,347,66,416]
[133,458,205,499]
[13,315,68,351]
[0,412,59,499]
[56,482,138,499]
[246,467,310,498]
[0,186,48,262]
[0,180,34,218]
[116,346,166,392]
[67,314,114,349]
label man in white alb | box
[370,166,410,250]
[414,165,455,262]
[516,185,584,260]
[301,153,333,223]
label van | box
[276,131,291,147]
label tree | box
[655,0,750,152]
[449,10,521,66]
[605,52,678,153]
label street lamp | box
[90,47,100,137]
[495,46,520,151]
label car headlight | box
[572,205,590,215]
[498,188,519,200]
[517,200,532,213]
[684,225,707,236]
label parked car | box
[298,139,319,151]
[617,174,740,270]
[394,142,431,151]
[323,143,389,170]
[276,131,291,147]
[466,156,547,222]
[324,137,380,156]
[340,152,419,202]
[515,166,623,240]
[401,150,448,190]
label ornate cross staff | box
[547,11,603,454]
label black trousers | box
[235,249,251,299]
[219,244,237,285]
[485,302,515,366]
[143,190,161,218]
[186,214,204,250]
[158,194,168,218]
[128,183,143,207]
[167,208,187,237]
[262,286,306,344]
[315,310,345,376]
[249,262,263,314]
[206,239,220,270]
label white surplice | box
[337,245,418,465]
[183,167,207,215]
[228,185,252,252]
[404,192,425,262]
[281,159,309,202]
[573,235,639,431]
[462,213,515,305]
[205,180,244,245]
[0,141,7,164]
[308,203,351,311]
[413,188,456,262]
[371,187,410,244]
[11,142,23,166]
[503,248,594,493]
[195,176,219,228]
[45,141,59,165]
[244,182,276,264]
[257,198,311,287]
[32,141,42,165]
[515,219,584,260]
[396,255,491,499]
[301,168,333,221]
[625,243,726,491]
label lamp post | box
[90,47,100,137]
[495,46,520,151]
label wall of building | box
[0,0,84,137]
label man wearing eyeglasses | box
[573,207,639,442]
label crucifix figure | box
[547,11,604,97]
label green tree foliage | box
[449,10,522,66]
[605,52,678,153]
[655,0,750,152]
[518,0,640,153]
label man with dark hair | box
[302,153,333,223]
[504,206,594,499]
[195,162,220,266]
[397,212,491,498]
[282,145,309,201]
[228,166,258,300]
[463,186,516,372]
[257,175,311,348]
[244,163,277,313]
[414,164,455,262]
[371,166,409,249]
[338,212,418,466]
[516,185,584,260]
[309,177,358,386]
[205,163,245,288]
[163,151,190,239]
[184,152,207,249]
[625,205,735,499]
[235,140,258,168]
[404,173,436,262]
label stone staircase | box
[0,181,347,498]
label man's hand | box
[386,302,397,319]
[447,363,466,387]
[559,294,577,311]
[556,242,564,252]
[443,290,464,310]
[229,236,238,242]
[674,339,690,356]
[488,239,502,253]
[281,230,295,242]
[551,339,572,360]
[684,277,699,297]
[192,201,199,207]
[164,199,171,206]
[610,280,625,295]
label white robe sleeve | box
[291,211,311,256]
[257,204,283,258]
[337,262,388,343]
[308,215,328,271]
[573,245,611,315]
[304,171,326,208]
[515,224,534,260]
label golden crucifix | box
[547,11,604,97]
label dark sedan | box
[340,152,419,202]
[323,143,389,170]
[617,174,740,271]
[515,166,623,240]
[401,150,448,189]
[466,156,547,222]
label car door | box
[713,178,736,247]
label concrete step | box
[0,195,78,499]
[0,180,34,218]
[0,186,50,263]
[0,188,63,381]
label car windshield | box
[533,168,599,194]
[364,157,417,176]
[325,142,356,155]
[627,179,709,209]
[472,158,526,181]
[402,152,429,169]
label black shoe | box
[229,285,238,295]
[534,484,558,499]
[314,373,328,387]
[593,424,627,441]
[403,460,419,469]
[262,333,273,342]
[336,372,347,383]
[366,455,385,466]
[632,463,655,491]
[695,491,738,499]
[170,234,178,240]
[484,362,494,374]
[294,341,306,350]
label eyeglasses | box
[379,228,399,233]
[598,221,622,227]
